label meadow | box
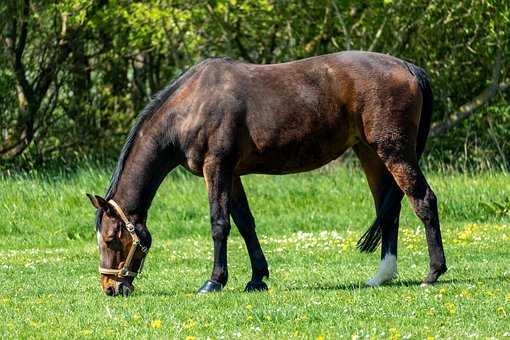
[0,162,509,338]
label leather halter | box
[98,199,149,278]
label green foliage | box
[426,99,510,172]
[0,0,509,170]
[482,197,510,218]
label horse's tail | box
[356,62,433,253]
[410,63,434,158]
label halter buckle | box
[119,267,129,277]
[126,223,135,233]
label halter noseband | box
[98,199,149,279]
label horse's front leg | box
[197,159,233,293]
[231,177,269,292]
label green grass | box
[1,163,509,338]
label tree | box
[0,0,508,169]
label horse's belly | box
[235,131,355,175]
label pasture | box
[1,163,509,338]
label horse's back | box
[173,52,423,175]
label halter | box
[98,199,149,278]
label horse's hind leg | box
[353,143,404,286]
[374,140,447,284]
[231,177,269,292]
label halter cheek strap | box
[98,199,149,278]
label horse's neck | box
[111,129,177,217]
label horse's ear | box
[86,193,113,213]
[87,193,102,209]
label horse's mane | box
[94,64,200,230]
[104,66,198,200]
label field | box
[1,163,509,338]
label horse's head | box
[87,194,151,297]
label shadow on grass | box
[284,274,510,292]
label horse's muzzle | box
[102,279,134,297]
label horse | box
[87,51,447,297]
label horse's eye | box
[104,235,123,250]
[104,235,116,244]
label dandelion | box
[184,318,196,330]
[445,302,456,315]
[316,335,325,340]
[389,328,401,340]
[459,289,471,299]
[185,336,196,340]
[150,319,162,329]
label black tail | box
[409,63,433,158]
[357,62,434,253]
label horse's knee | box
[211,219,231,241]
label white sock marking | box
[367,253,397,286]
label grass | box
[0,162,509,338]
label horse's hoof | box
[197,280,223,293]
[244,280,268,292]
[422,265,448,286]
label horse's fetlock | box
[212,267,228,285]
[254,260,269,279]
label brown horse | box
[87,51,447,296]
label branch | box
[232,20,254,63]
[430,81,508,137]
[430,49,506,137]
[368,17,386,52]
[3,0,34,107]
[332,1,350,50]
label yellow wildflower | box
[445,302,456,315]
[184,319,196,330]
[389,327,401,340]
[150,319,162,329]
[459,289,471,298]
